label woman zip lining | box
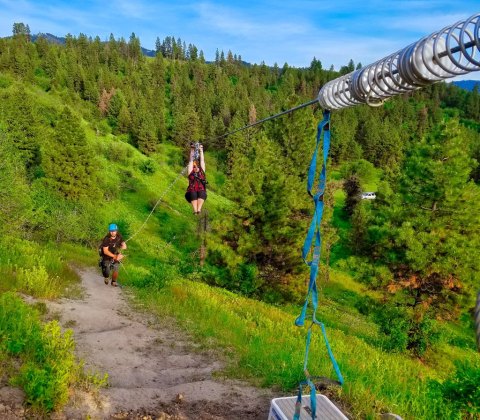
[185,142,208,215]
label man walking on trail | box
[101,223,126,287]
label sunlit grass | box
[129,275,478,419]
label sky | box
[1,0,479,81]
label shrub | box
[407,315,440,355]
[372,305,409,352]
[139,158,156,174]
[429,360,480,416]
[108,141,131,164]
[0,73,12,88]
[232,263,259,296]
[0,293,79,411]
[372,304,440,355]
[15,322,77,411]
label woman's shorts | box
[185,190,207,203]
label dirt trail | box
[44,268,274,419]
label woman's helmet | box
[108,223,118,231]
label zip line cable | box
[122,12,480,248]
[122,99,320,244]
[124,165,188,243]
[210,98,320,142]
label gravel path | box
[39,268,273,419]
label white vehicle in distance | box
[361,192,376,200]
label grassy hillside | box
[2,115,479,417]
[69,125,480,418]
[1,33,479,417]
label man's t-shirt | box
[101,234,124,261]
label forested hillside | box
[1,25,480,418]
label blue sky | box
[1,0,479,81]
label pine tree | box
[0,131,31,234]
[43,107,98,200]
[343,175,362,216]
[370,119,480,319]
[131,100,158,154]
[2,87,41,177]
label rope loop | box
[293,111,343,420]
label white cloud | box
[194,2,309,40]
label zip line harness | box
[125,142,206,244]
[293,110,344,420]
[191,141,201,161]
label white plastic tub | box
[268,394,349,420]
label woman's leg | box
[197,198,204,213]
[191,199,198,213]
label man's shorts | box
[185,190,207,203]
[101,260,120,278]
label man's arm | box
[103,246,116,259]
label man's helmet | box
[108,223,118,232]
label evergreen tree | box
[369,119,480,320]
[12,22,31,39]
[0,131,31,234]
[344,175,362,216]
[321,180,341,281]
[43,107,98,200]
[131,100,158,154]
[2,87,42,177]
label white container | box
[268,394,349,420]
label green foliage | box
[29,181,104,244]
[0,238,80,298]
[0,72,13,88]
[0,28,479,418]
[42,107,99,201]
[429,360,480,416]
[1,86,42,176]
[340,159,380,190]
[348,120,480,355]
[0,131,32,235]
[139,158,157,174]
[0,293,78,412]
[343,175,361,216]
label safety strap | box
[475,290,480,352]
[293,110,344,420]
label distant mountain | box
[141,47,156,57]
[452,80,480,92]
[30,32,157,57]
[15,32,255,65]
[31,33,66,44]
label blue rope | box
[293,110,344,420]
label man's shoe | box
[104,278,109,285]
[111,280,118,287]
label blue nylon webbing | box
[293,111,344,420]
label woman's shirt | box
[187,169,207,192]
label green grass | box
[0,238,81,299]
[1,95,478,418]
[0,293,80,413]
[69,134,479,418]
[127,274,478,419]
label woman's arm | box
[200,145,206,172]
[187,147,194,174]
